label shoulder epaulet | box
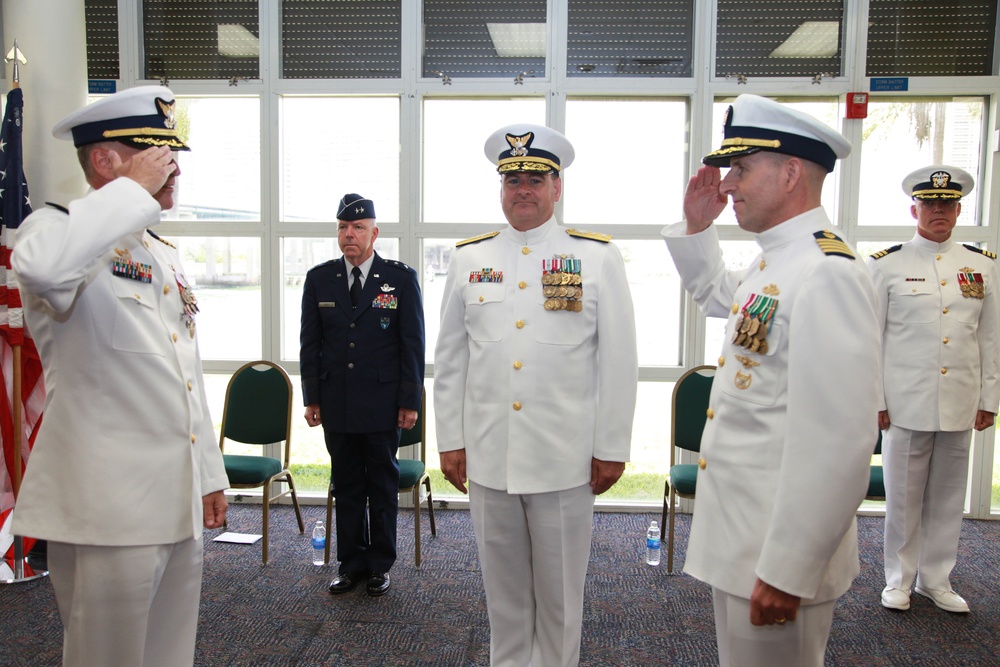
[963,244,997,260]
[385,259,415,272]
[146,229,176,249]
[456,231,501,247]
[813,230,854,260]
[565,228,612,243]
[869,244,903,260]
[45,202,69,214]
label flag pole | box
[1,40,46,584]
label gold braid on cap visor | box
[498,157,561,173]
[912,189,963,200]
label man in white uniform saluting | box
[662,94,880,666]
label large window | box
[80,0,1000,515]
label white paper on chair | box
[213,532,262,544]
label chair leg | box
[667,486,677,574]
[660,479,669,541]
[413,487,422,568]
[325,483,334,566]
[424,477,436,537]
[286,473,305,533]
[262,480,271,565]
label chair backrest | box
[220,361,293,463]
[398,390,427,462]
[671,365,716,461]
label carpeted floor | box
[2,503,998,666]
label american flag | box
[0,87,45,572]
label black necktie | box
[350,266,362,307]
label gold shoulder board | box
[963,244,997,260]
[146,230,176,249]
[456,231,501,247]
[813,230,854,260]
[869,244,902,260]
[565,228,613,243]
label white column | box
[3,0,89,207]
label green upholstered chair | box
[219,360,304,564]
[660,365,715,573]
[324,390,436,567]
[866,430,886,501]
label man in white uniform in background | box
[11,86,229,667]
[662,94,880,666]
[434,123,637,667]
[867,165,999,614]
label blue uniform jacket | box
[300,252,425,433]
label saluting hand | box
[109,145,177,197]
[684,165,728,235]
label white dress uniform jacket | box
[662,208,880,602]
[11,178,229,546]
[434,216,637,493]
[866,234,1000,432]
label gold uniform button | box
[191,434,197,444]
[706,408,714,420]
[698,458,707,470]
[515,320,525,329]
[759,259,766,270]
[518,281,527,289]
[479,296,485,302]
[912,288,917,293]
[513,402,522,411]
[731,303,739,315]
[163,285,170,295]
[940,279,947,286]
[941,367,948,375]
[936,255,942,260]
[943,337,949,344]
[187,381,193,391]
[718,356,725,367]
[144,241,150,249]
[521,247,531,255]
[172,333,178,342]
[513,361,522,370]
[943,307,949,314]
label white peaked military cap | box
[902,165,974,200]
[485,123,575,174]
[52,85,190,151]
[703,94,850,173]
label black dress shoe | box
[366,572,391,597]
[328,572,362,594]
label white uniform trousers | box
[712,588,835,667]
[48,537,204,667]
[469,482,596,667]
[883,425,971,591]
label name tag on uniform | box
[318,301,336,308]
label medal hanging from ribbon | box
[174,268,200,338]
[732,293,778,354]
[958,270,985,299]
[541,256,583,312]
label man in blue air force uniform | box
[434,124,638,667]
[661,95,880,667]
[11,86,229,667]
[300,194,425,598]
[867,166,999,614]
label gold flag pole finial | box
[5,40,27,88]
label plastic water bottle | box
[311,520,326,566]
[646,520,661,566]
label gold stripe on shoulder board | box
[146,230,176,249]
[869,244,902,260]
[456,230,502,247]
[565,228,613,243]
[963,244,998,260]
[813,230,854,259]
